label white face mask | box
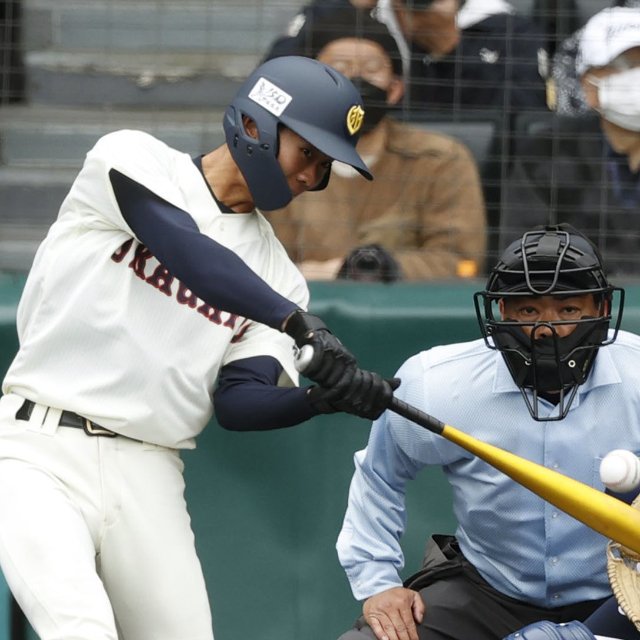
[590,68,640,132]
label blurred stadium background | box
[0,0,617,275]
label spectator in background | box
[266,7,487,281]
[500,6,640,276]
[265,0,548,115]
[371,0,548,116]
[549,0,640,116]
[264,0,547,264]
[549,26,595,116]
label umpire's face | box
[499,294,604,340]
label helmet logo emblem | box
[346,105,365,135]
[248,77,292,117]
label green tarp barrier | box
[1,276,639,639]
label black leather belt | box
[16,399,118,438]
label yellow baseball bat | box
[293,344,640,553]
[390,396,640,554]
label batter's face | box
[499,294,603,339]
[242,117,332,199]
[275,127,333,197]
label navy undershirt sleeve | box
[214,355,319,430]
[109,168,298,330]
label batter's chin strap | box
[503,620,596,640]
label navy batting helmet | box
[223,55,372,211]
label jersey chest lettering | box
[111,239,250,343]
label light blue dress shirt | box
[337,331,640,607]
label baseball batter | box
[0,56,396,640]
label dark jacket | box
[401,12,548,116]
[263,6,548,116]
[501,114,640,276]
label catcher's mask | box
[474,224,624,421]
[223,55,372,211]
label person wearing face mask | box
[376,0,548,115]
[264,6,487,281]
[548,0,640,117]
[264,0,548,115]
[500,6,640,277]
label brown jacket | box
[267,118,487,280]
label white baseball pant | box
[0,392,214,640]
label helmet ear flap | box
[223,102,292,211]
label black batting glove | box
[308,373,401,421]
[283,310,357,387]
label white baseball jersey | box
[3,130,309,448]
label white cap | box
[577,7,640,75]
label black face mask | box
[353,79,391,134]
[491,318,610,420]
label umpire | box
[335,225,640,640]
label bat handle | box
[296,345,446,437]
[388,396,446,436]
[296,346,445,436]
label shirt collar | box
[492,344,622,414]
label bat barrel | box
[385,397,640,555]
[441,423,640,555]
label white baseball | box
[599,449,640,493]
